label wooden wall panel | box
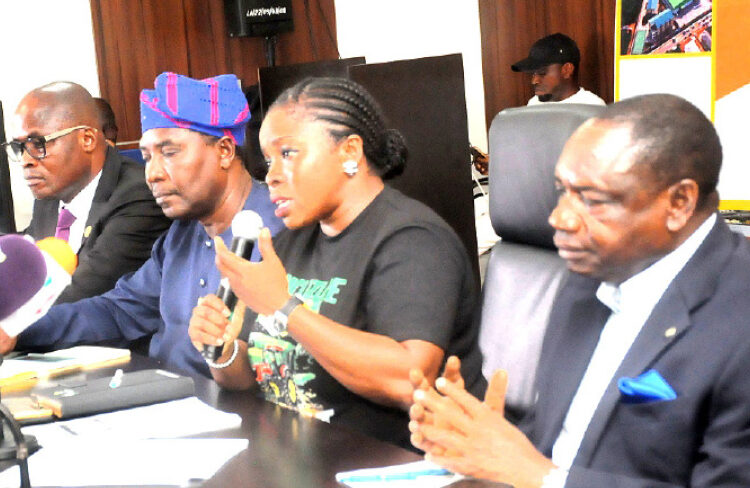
[184,1,234,78]
[90,0,338,144]
[479,0,546,129]
[542,0,615,109]
[479,0,615,128]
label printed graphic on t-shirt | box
[248,274,348,418]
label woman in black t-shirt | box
[188,77,483,447]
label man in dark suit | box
[0,72,282,379]
[409,94,750,487]
[10,82,170,303]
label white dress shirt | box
[543,213,716,487]
[58,170,102,253]
[527,88,606,107]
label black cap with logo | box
[511,33,581,72]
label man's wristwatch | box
[272,295,305,334]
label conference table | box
[4,354,506,487]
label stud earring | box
[342,160,359,176]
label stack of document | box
[21,396,242,441]
[0,438,249,486]
[0,397,247,486]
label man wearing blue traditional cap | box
[0,72,284,378]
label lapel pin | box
[83,226,92,238]
[664,326,677,338]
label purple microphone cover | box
[0,235,48,320]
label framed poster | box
[615,0,750,207]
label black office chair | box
[478,103,605,422]
[118,148,146,165]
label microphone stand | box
[0,356,38,488]
[263,34,278,67]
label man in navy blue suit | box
[410,94,750,487]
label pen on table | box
[109,368,124,389]
[21,353,49,360]
[338,468,452,482]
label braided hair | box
[269,77,408,179]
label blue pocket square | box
[618,369,677,403]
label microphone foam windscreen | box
[36,237,78,275]
[0,235,47,321]
[231,210,264,241]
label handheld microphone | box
[202,210,264,362]
[0,236,76,337]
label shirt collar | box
[59,169,103,219]
[597,213,717,314]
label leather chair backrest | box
[479,103,605,421]
[118,148,146,165]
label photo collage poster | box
[616,0,750,206]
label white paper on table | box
[0,345,130,382]
[21,396,242,443]
[0,438,248,486]
[336,459,464,487]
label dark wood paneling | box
[542,0,615,108]
[479,0,615,127]
[90,0,338,144]
[479,0,545,129]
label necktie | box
[55,208,76,242]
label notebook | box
[31,369,195,418]
[0,346,131,390]
[2,396,54,422]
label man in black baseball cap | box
[511,33,605,106]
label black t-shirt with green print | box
[246,185,484,447]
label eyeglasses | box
[2,126,92,162]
